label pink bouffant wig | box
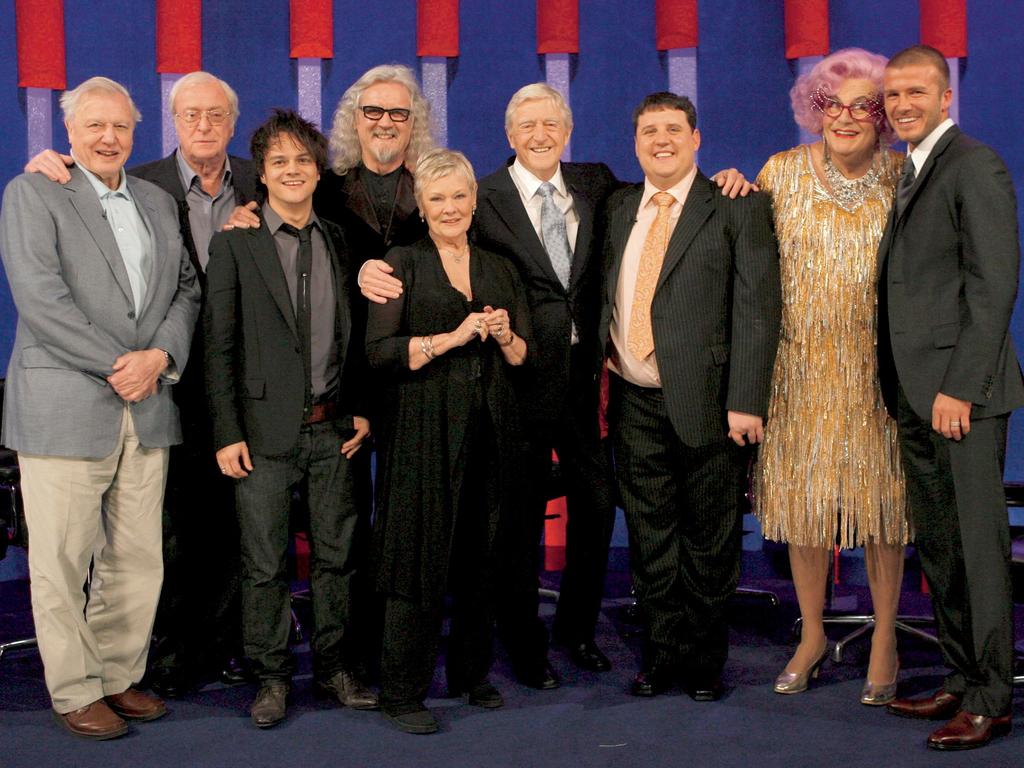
[790,47,894,144]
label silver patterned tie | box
[537,182,572,289]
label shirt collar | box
[72,152,129,199]
[510,157,567,199]
[640,165,698,209]
[175,148,232,193]
[262,202,321,235]
[907,118,955,175]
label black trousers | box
[609,375,746,676]
[896,386,1013,716]
[150,366,241,681]
[380,401,496,710]
[496,346,616,666]
[235,420,370,684]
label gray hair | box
[168,71,240,127]
[413,148,477,201]
[60,76,141,124]
[504,82,573,133]
[328,63,435,175]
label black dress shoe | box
[515,659,561,690]
[383,703,439,735]
[219,657,254,686]
[631,666,676,697]
[567,640,611,672]
[149,666,192,699]
[683,675,724,702]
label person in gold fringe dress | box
[754,48,910,705]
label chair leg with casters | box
[790,547,937,663]
[0,441,38,666]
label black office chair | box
[0,379,37,663]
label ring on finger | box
[950,420,961,427]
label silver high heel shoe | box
[860,663,899,706]
[773,645,831,695]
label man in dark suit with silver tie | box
[600,92,780,702]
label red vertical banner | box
[418,0,459,57]
[784,0,829,59]
[655,0,698,50]
[920,0,967,58]
[156,0,201,73]
[291,0,334,59]
[537,0,579,54]
[15,0,66,89]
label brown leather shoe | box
[886,689,962,720]
[315,670,379,710]
[927,710,1012,750]
[105,687,167,721]
[53,700,128,740]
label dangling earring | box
[472,205,477,214]
[418,211,425,222]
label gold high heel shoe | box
[860,663,899,706]
[773,645,831,694]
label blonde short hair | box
[413,148,477,200]
[504,83,573,133]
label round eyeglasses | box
[175,109,232,126]
[360,105,411,122]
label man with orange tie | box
[599,92,780,702]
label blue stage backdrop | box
[0,0,1022,477]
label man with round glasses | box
[25,71,259,699]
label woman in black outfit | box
[365,148,531,735]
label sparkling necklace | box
[439,243,469,263]
[822,147,883,212]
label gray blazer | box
[0,167,200,458]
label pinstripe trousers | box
[609,374,747,675]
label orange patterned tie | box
[627,191,675,359]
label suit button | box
[295,346,301,354]
[127,310,135,319]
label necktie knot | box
[652,191,675,209]
[279,222,314,243]
[537,181,556,200]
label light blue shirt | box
[75,154,152,313]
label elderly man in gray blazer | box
[0,77,199,740]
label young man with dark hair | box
[204,109,375,727]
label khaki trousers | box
[19,406,168,713]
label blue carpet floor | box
[2,547,1023,768]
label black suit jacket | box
[313,165,426,270]
[877,125,1024,421]
[130,152,258,286]
[599,172,782,447]
[203,215,366,456]
[474,161,619,425]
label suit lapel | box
[896,125,960,225]
[65,169,135,307]
[655,175,714,293]
[322,226,351,356]
[565,168,595,289]
[481,171,564,287]
[248,224,299,339]
[341,168,381,234]
[606,186,643,306]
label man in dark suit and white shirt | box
[877,45,1024,751]
[204,109,376,728]
[472,84,619,687]
[600,92,780,702]
[0,76,200,739]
